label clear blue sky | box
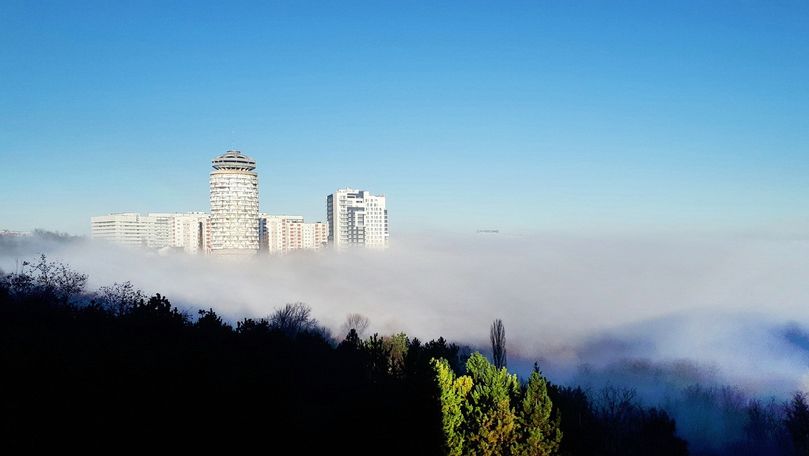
[1,1,808,236]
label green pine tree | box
[432,357,473,456]
[433,353,563,456]
[464,352,521,456]
[514,370,562,456]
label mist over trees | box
[2,255,809,454]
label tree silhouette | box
[342,312,370,338]
[268,302,319,337]
[4,254,87,305]
[97,281,144,316]
[786,392,809,454]
[490,318,507,369]
[196,308,232,339]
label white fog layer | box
[2,232,808,397]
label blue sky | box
[1,1,808,235]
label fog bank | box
[2,231,808,397]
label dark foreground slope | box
[0,292,456,453]
[0,258,705,454]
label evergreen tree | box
[786,392,809,455]
[432,357,473,456]
[464,352,520,456]
[515,370,562,456]
[384,332,409,376]
[433,353,561,456]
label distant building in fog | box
[327,188,388,248]
[90,155,391,256]
[91,212,210,253]
[91,213,155,247]
[259,214,327,254]
[146,212,180,248]
[0,230,32,238]
[209,150,259,255]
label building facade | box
[146,212,180,249]
[172,212,211,254]
[91,213,157,247]
[302,221,328,250]
[326,188,388,248]
[91,212,210,252]
[259,214,328,254]
[260,214,303,254]
[209,150,259,255]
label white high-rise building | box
[91,213,152,247]
[326,188,388,248]
[302,222,328,250]
[91,212,210,252]
[172,212,211,254]
[260,215,303,254]
[259,214,328,254]
[209,150,259,255]
[146,212,181,248]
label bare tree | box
[5,261,34,298]
[595,385,639,423]
[97,281,145,316]
[5,254,87,305]
[341,313,370,339]
[490,318,507,369]
[268,302,318,337]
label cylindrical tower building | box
[209,150,259,255]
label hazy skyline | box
[2,1,808,235]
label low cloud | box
[2,231,809,398]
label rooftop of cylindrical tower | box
[211,150,256,171]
